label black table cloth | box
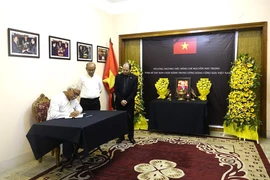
[26,110,128,160]
[149,99,209,135]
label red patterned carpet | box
[30,131,270,180]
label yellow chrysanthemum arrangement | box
[119,60,147,129]
[224,54,261,131]
[155,78,170,99]
[196,78,212,101]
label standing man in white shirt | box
[77,62,103,111]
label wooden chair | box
[32,94,60,165]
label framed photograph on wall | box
[175,77,191,95]
[77,42,93,61]
[49,36,70,60]
[7,28,40,58]
[97,46,108,63]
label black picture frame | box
[175,77,191,95]
[49,36,70,60]
[77,42,93,61]
[7,28,40,58]
[97,46,108,63]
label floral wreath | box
[223,54,261,131]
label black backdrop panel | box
[142,32,235,125]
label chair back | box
[32,94,50,123]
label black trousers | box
[63,141,74,159]
[117,104,134,139]
[62,142,87,159]
[80,97,100,111]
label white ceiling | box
[93,0,146,14]
[107,0,128,3]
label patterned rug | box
[30,131,270,180]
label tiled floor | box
[0,130,269,180]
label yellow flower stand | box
[134,114,148,130]
[223,124,259,144]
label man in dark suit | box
[114,62,138,144]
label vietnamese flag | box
[102,39,118,110]
[173,38,197,54]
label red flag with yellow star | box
[102,39,118,110]
[173,38,197,54]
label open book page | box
[65,113,84,119]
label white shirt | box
[77,73,102,99]
[46,92,83,120]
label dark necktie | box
[123,75,129,93]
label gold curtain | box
[237,29,262,135]
[237,29,262,67]
[120,39,140,67]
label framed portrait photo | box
[8,28,40,58]
[49,36,70,60]
[77,42,93,61]
[175,77,191,95]
[97,46,108,63]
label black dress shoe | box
[129,138,136,144]
[116,138,124,144]
[60,154,70,162]
[60,155,71,167]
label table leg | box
[59,143,93,177]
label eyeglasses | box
[86,68,95,72]
[73,89,80,97]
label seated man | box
[47,85,82,120]
[46,85,83,161]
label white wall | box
[1,0,269,173]
[110,0,270,136]
[0,0,113,173]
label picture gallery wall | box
[7,28,108,63]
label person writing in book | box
[46,85,83,162]
[77,62,103,111]
[46,85,83,120]
[114,62,138,144]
